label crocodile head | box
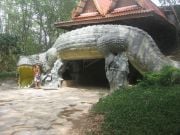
[17,48,58,87]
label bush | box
[0,71,17,79]
[92,85,180,135]
[91,67,180,135]
[0,33,20,72]
[139,66,180,87]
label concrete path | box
[0,80,108,135]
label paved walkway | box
[0,80,108,135]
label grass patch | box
[92,67,180,135]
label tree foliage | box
[158,0,177,5]
[0,33,19,71]
[0,0,77,54]
[139,66,180,87]
[0,0,77,71]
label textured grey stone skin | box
[17,48,57,72]
[42,59,63,89]
[53,25,180,73]
[17,25,180,89]
[105,52,129,90]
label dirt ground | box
[71,113,104,135]
[0,79,108,135]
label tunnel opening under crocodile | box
[61,59,142,88]
[61,59,110,88]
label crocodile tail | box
[126,26,180,73]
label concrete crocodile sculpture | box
[17,25,180,89]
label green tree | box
[0,0,77,54]
[0,33,19,71]
[0,0,77,71]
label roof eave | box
[55,11,175,30]
[55,12,150,26]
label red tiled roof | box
[72,0,88,18]
[55,0,173,29]
[77,12,99,18]
[93,0,113,15]
[70,4,153,21]
[112,5,139,13]
[70,0,165,20]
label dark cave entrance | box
[61,59,142,88]
[62,59,110,88]
[128,63,143,85]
